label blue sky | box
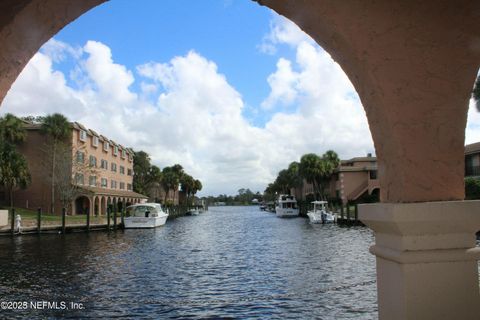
[5,0,478,196]
[54,0,290,127]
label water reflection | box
[0,206,378,319]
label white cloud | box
[258,15,315,54]
[0,15,406,196]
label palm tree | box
[180,173,194,205]
[192,179,202,197]
[41,113,71,214]
[0,113,26,143]
[170,164,184,204]
[0,143,31,207]
[318,150,340,198]
[299,153,323,199]
[161,167,178,204]
[0,114,30,206]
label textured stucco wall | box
[0,0,479,203]
[0,0,106,103]
[257,0,480,202]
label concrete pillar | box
[360,201,480,320]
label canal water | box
[0,206,378,319]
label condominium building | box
[465,142,480,177]
[13,122,147,215]
[291,154,379,204]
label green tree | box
[180,173,195,205]
[0,114,30,207]
[299,153,323,199]
[465,177,480,199]
[41,113,71,214]
[192,179,203,197]
[161,166,179,204]
[170,164,184,204]
[133,151,152,195]
[0,113,27,143]
[318,150,340,198]
[0,144,31,207]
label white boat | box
[275,194,299,218]
[124,203,169,228]
[307,201,336,224]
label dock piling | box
[86,207,90,232]
[113,203,117,230]
[61,207,66,234]
[107,207,111,231]
[10,208,15,235]
[37,208,41,234]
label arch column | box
[258,1,480,319]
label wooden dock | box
[0,204,207,237]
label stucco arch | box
[1,1,479,203]
[1,1,480,318]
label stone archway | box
[1,1,479,318]
[74,195,90,215]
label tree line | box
[132,151,202,206]
[264,150,340,201]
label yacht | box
[124,203,169,228]
[275,195,299,218]
[307,201,336,224]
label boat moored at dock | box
[275,195,299,218]
[124,203,168,228]
[307,201,336,224]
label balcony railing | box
[465,165,480,177]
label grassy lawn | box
[0,207,121,229]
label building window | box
[111,163,117,172]
[369,170,378,180]
[89,155,97,167]
[127,183,132,191]
[92,136,99,147]
[75,173,84,185]
[89,176,96,187]
[119,182,125,190]
[101,159,108,169]
[101,178,107,188]
[121,149,126,159]
[127,168,133,176]
[76,151,85,163]
[111,180,117,189]
[120,166,125,174]
[113,146,118,156]
[79,130,87,141]
[128,153,133,162]
[103,141,109,152]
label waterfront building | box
[2,2,479,318]
[291,154,379,204]
[465,142,480,177]
[12,121,147,215]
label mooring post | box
[121,205,125,227]
[62,207,66,234]
[346,203,351,222]
[86,207,90,232]
[354,204,358,222]
[107,207,111,231]
[37,207,41,234]
[340,204,344,220]
[113,203,117,230]
[10,208,15,235]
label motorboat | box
[124,203,168,228]
[307,201,336,224]
[275,194,299,218]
